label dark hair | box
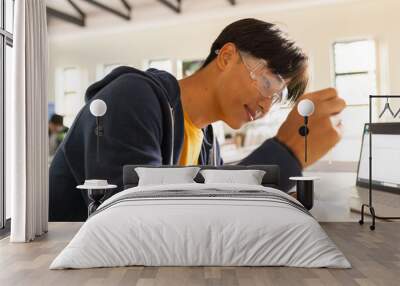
[49,114,64,125]
[201,18,308,103]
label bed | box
[50,165,350,269]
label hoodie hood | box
[83,65,218,166]
[85,66,181,111]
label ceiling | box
[46,0,355,35]
[46,0,235,24]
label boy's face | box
[215,46,286,129]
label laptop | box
[350,122,400,217]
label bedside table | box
[77,180,117,216]
[289,176,320,210]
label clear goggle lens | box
[215,49,289,106]
[250,67,288,105]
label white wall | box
[48,0,400,94]
[48,0,400,163]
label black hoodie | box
[49,66,302,221]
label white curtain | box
[8,0,49,242]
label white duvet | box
[50,183,351,269]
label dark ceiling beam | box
[228,0,236,5]
[81,0,131,21]
[67,0,86,19]
[46,6,85,27]
[121,0,132,13]
[46,0,86,27]
[157,0,181,14]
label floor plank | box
[0,222,399,286]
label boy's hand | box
[276,88,346,168]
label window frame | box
[322,39,377,165]
[332,39,377,106]
[145,58,174,75]
[1,0,14,234]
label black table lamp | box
[77,99,114,217]
[297,99,315,162]
[291,99,318,210]
[89,99,107,162]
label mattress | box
[50,183,351,269]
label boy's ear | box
[216,43,237,71]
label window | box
[63,67,80,94]
[177,59,204,79]
[147,59,173,74]
[96,63,122,80]
[5,0,13,33]
[323,39,377,164]
[333,40,377,105]
[103,63,121,76]
[55,67,83,127]
[1,0,14,233]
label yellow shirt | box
[179,111,204,165]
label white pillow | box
[200,169,266,185]
[135,167,200,186]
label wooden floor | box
[0,222,399,286]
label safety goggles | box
[238,51,288,105]
[215,49,288,105]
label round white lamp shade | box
[297,99,315,117]
[90,99,107,117]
